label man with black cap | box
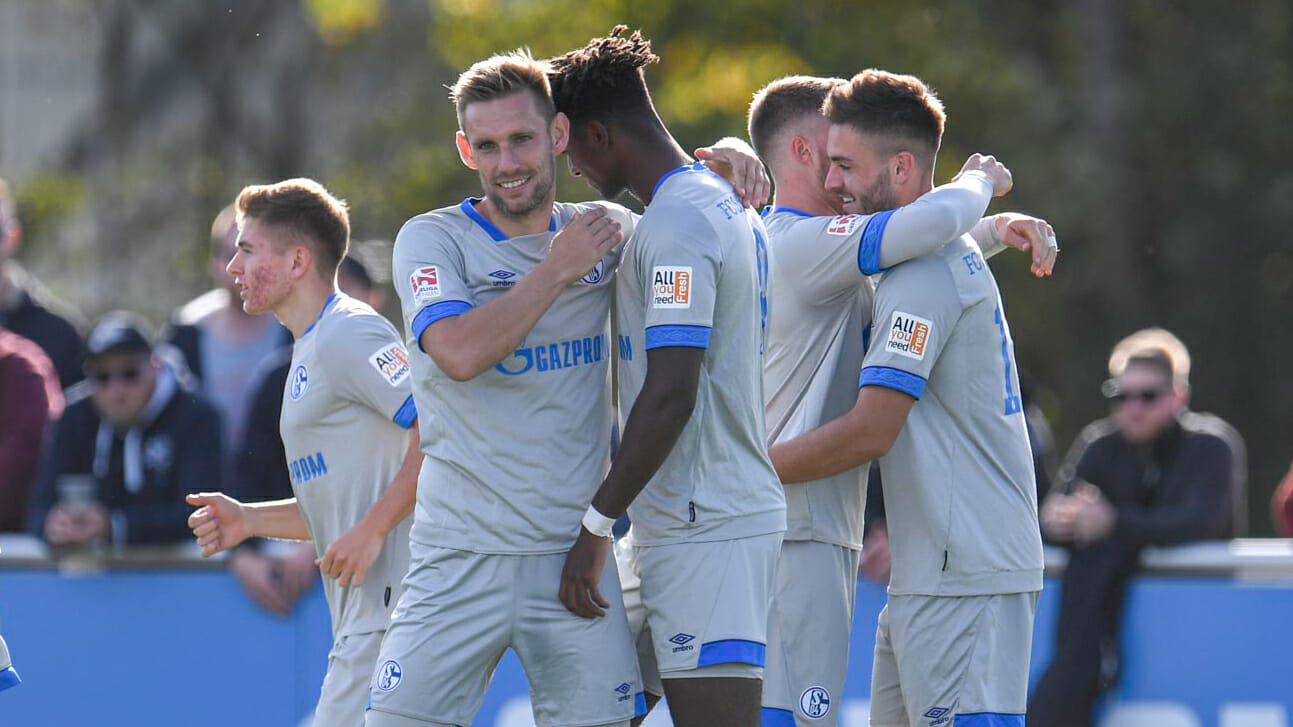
[28,311,223,547]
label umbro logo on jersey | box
[924,706,951,726]
[886,310,933,361]
[669,633,696,653]
[488,270,517,287]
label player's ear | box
[585,120,610,152]
[551,112,571,155]
[455,131,478,170]
[790,134,813,166]
[892,150,918,185]
[291,244,313,281]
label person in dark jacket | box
[1028,328,1241,727]
[0,178,88,389]
[29,312,222,547]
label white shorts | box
[633,532,782,679]
[366,547,644,727]
[313,630,384,727]
[870,592,1039,727]
[615,535,663,696]
[762,540,860,727]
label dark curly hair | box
[549,25,660,128]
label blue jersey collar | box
[302,292,339,338]
[460,198,557,242]
[650,161,707,201]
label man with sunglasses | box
[1030,327,1242,727]
[28,312,223,548]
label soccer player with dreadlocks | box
[551,27,786,727]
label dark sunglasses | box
[88,366,144,386]
[1107,388,1167,405]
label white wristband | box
[582,505,616,538]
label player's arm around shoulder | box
[414,209,621,381]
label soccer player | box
[749,76,1057,727]
[768,70,1046,727]
[185,178,422,727]
[550,27,787,727]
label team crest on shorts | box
[376,660,403,692]
[800,686,831,719]
[289,365,309,400]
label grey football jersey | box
[762,186,1006,549]
[279,293,417,637]
[762,209,878,550]
[616,163,786,546]
[391,198,636,554]
[860,236,1044,597]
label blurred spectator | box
[164,204,290,482]
[0,328,64,532]
[0,178,88,389]
[1028,328,1241,727]
[1272,460,1293,536]
[226,254,388,615]
[28,312,223,547]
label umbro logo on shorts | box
[669,633,695,653]
[924,706,951,726]
[614,682,633,703]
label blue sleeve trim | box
[644,324,712,350]
[859,365,927,400]
[697,638,765,667]
[954,713,1025,727]
[392,395,418,430]
[858,209,895,275]
[760,707,796,727]
[634,692,647,717]
[0,667,21,692]
[411,301,472,351]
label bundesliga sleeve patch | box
[885,310,933,360]
[651,266,693,309]
[827,214,864,236]
[409,266,441,306]
[369,342,412,387]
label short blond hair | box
[1108,327,1192,389]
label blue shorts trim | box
[859,365,927,399]
[697,638,765,668]
[392,395,418,429]
[634,692,647,717]
[760,706,796,727]
[0,666,21,692]
[411,300,472,350]
[644,324,712,350]
[859,209,895,275]
[955,712,1025,726]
